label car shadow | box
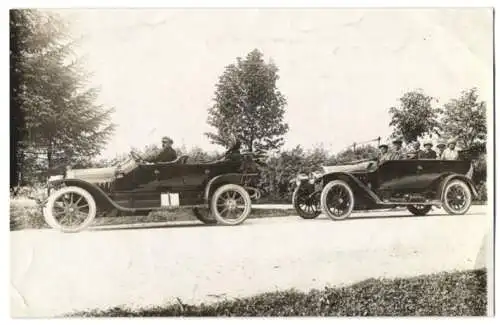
[88,221,219,232]
[313,210,464,222]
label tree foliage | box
[440,88,487,150]
[11,9,115,183]
[205,49,289,153]
[389,90,441,143]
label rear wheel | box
[320,180,354,221]
[442,179,472,215]
[211,184,251,226]
[293,186,321,219]
[192,207,217,225]
[407,204,432,216]
[43,186,97,233]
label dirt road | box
[10,205,491,317]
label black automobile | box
[291,157,478,221]
[41,143,263,232]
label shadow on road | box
[89,221,218,232]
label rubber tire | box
[293,187,321,219]
[407,205,432,216]
[43,186,97,233]
[442,179,472,215]
[320,180,355,221]
[211,184,251,226]
[192,207,217,225]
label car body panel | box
[47,149,262,214]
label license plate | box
[161,193,180,207]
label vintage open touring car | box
[291,156,478,221]
[41,143,264,232]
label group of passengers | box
[378,138,459,163]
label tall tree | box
[440,88,487,150]
[388,89,441,143]
[205,49,289,153]
[11,9,115,183]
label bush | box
[68,268,487,317]
[476,182,487,202]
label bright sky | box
[51,8,493,159]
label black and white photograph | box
[8,2,495,318]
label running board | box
[345,176,442,206]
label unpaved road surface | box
[11,205,491,317]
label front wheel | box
[211,184,252,226]
[442,179,472,215]
[320,180,355,221]
[293,186,321,219]
[43,186,97,233]
[407,204,432,216]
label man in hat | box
[388,138,404,160]
[406,141,423,159]
[377,143,391,162]
[435,141,446,159]
[146,136,178,163]
[441,138,459,160]
[420,140,437,159]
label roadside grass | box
[9,198,296,231]
[67,268,487,317]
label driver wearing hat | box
[388,138,404,160]
[146,136,178,163]
[378,143,391,162]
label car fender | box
[50,178,120,211]
[319,172,383,205]
[204,173,258,202]
[436,173,479,201]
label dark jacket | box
[420,149,437,159]
[151,147,177,163]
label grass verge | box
[66,268,487,317]
[9,199,296,231]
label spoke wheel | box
[407,204,432,216]
[43,186,97,233]
[211,184,251,226]
[192,207,217,225]
[442,179,472,215]
[293,187,321,219]
[320,180,354,221]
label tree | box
[11,9,115,183]
[388,89,441,143]
[205,49,289,153]
[440,88,487,150]
[335,144,378,164]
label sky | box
[50,8,493,159]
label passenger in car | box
[441,138,459,160]
[420,141,437,159]
[406,141,423,159]
[436,141,446,159]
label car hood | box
[320,160,374,174]
[66,166,117,183]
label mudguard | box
[204,173,259,202]
[48,178,126,212]
[319,172,383,205]
[436,173,479,201]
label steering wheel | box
[130,151,145,163]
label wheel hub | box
[226,199,237,211]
